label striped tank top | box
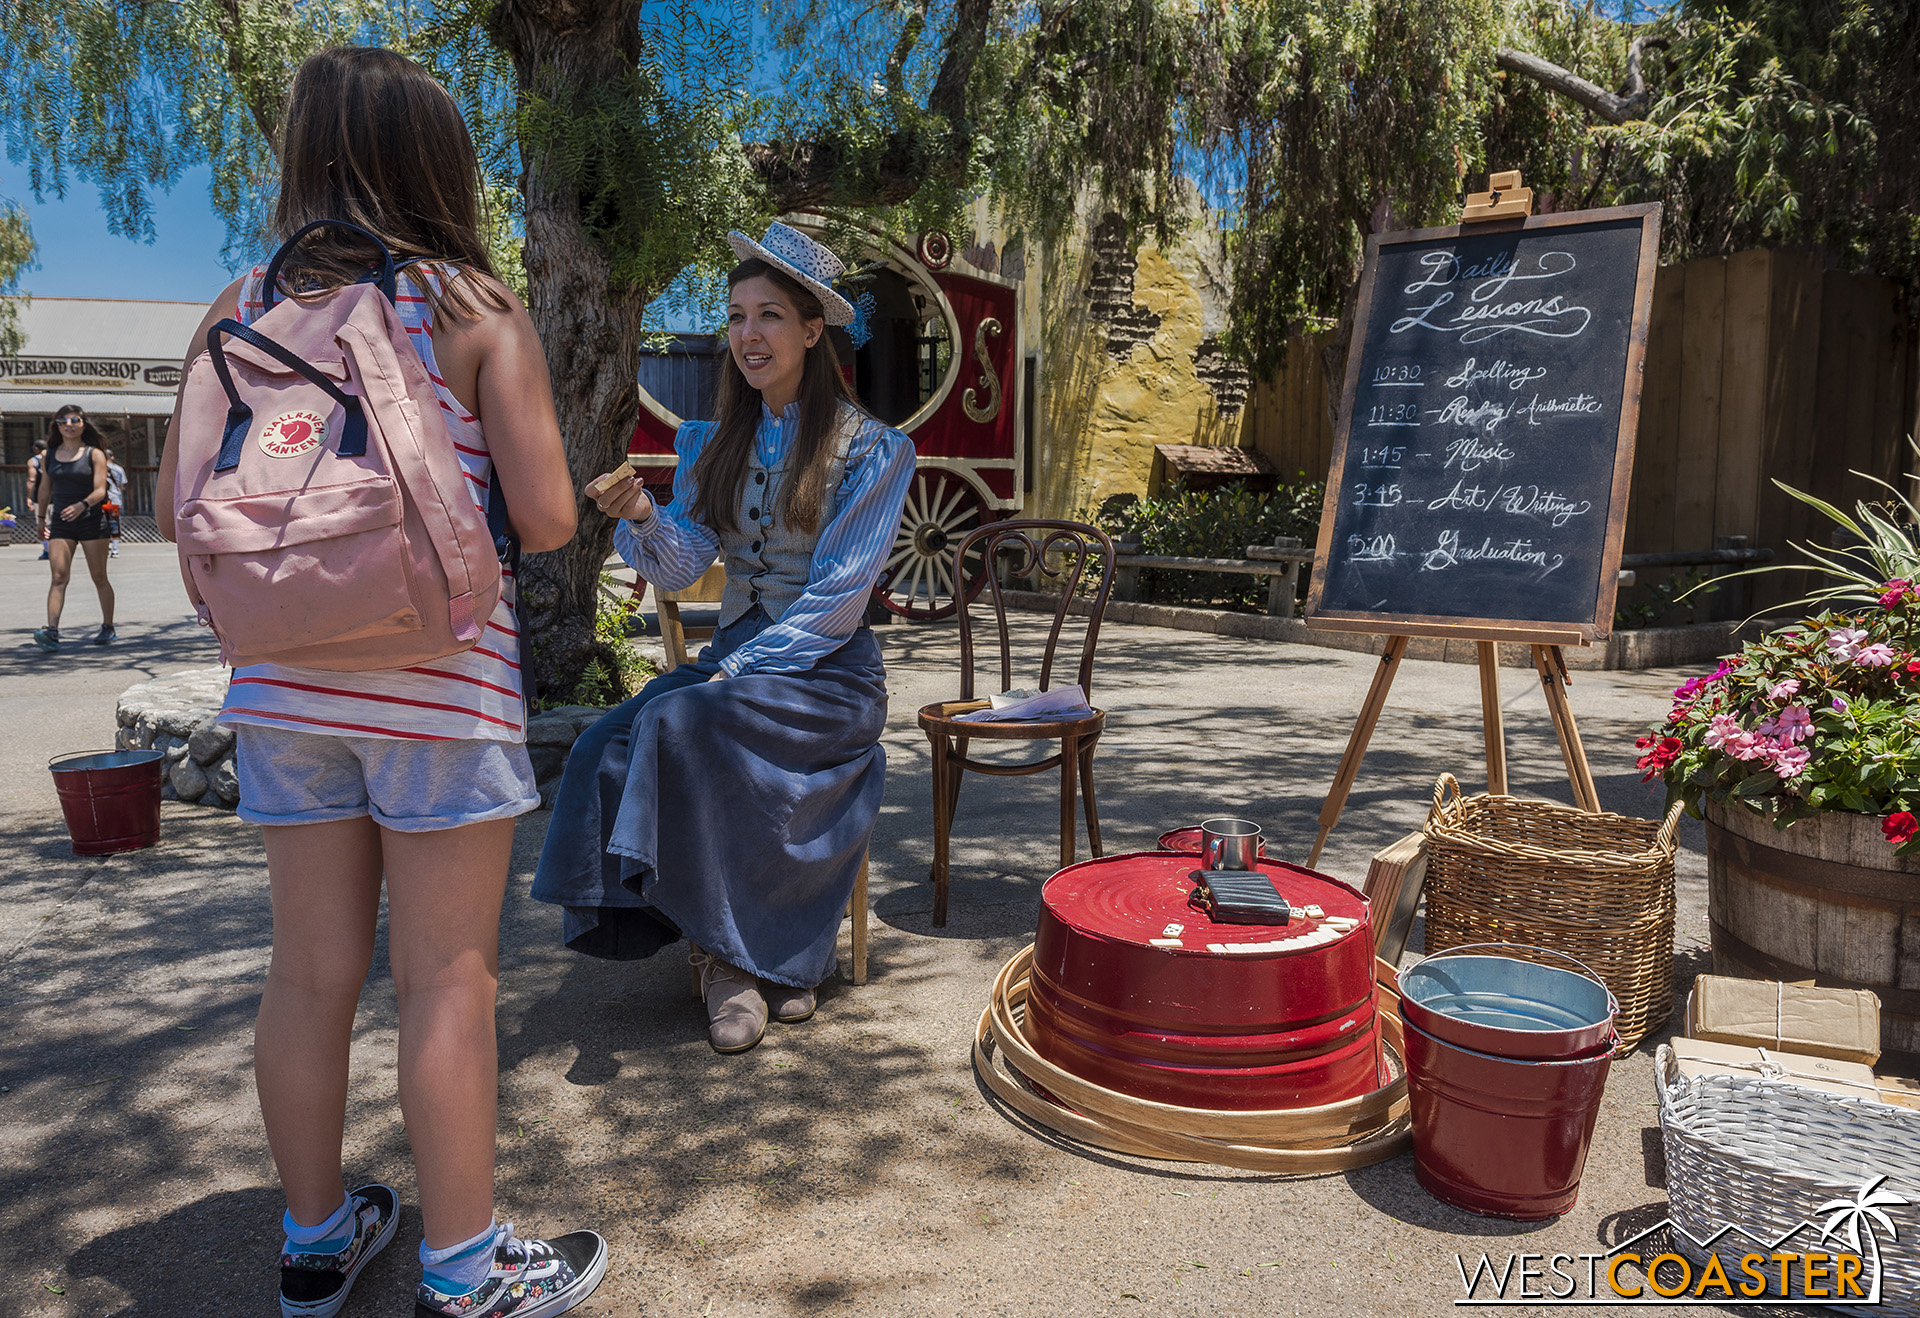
[217,265,527,742]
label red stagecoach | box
[626,219,1024,621]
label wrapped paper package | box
[1684,974,1880,1066]
[1669,1037,1883,1104]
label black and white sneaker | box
[414,1227,608,1317]
[280,1183,399,1318]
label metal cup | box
[1200,818,1261,871]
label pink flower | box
[1767,679,1802,701]
[1854,643,1896,667]
[1880,579,1913,609]
[1828,627,1869,660]
[1885,812,1918,846]
[1767,743,1811,779]
[1774,705,1812,742]
[1704,714,1745,751]
[1833,695,1849,712]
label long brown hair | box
[47,404,105,450]
[272,46,508,321]
[691,259,865,536]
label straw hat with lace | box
[727,221,856,327]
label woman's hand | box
[60,501,88,522]
[585,466,655,523]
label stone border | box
[999,590,1768,670]
[115,667,610,810]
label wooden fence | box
[1243,249,1918,615]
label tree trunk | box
[489,0,651,705]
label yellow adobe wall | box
[955,201,1251,521]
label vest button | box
[754,472,765,484]
[748,507,759,519]
[751,540,762,553]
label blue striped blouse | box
[613,402,916,676]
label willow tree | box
[0,0,987,699]
[0,192,28,355]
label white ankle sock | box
[282,1196,353,1254]
[420,1220,500,1296]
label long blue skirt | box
[530,609,886,988]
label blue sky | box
[9,165,235,303]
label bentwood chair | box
[655,561,728,670]
[916,520,1116,926]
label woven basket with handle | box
[1656,1045,1920,1314]
[1421,773,1683,1052]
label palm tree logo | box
[1816,1176,1908,1304]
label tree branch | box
[1495,39,1664,125]
[746,0,994,211]
[885,0,931,100]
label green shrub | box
[1095,478,1325,612]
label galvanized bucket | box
[1399,943,1617,1060]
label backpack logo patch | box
[259,411,326,459]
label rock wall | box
[115,667,604,811]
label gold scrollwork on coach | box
[961,318,1004,424]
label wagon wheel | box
[875,469,992,622]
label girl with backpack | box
[156,46,602,1318]
[33,406,116,649]
[532,222,915,1055]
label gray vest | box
[717,409,870,628]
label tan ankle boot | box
[765,983,816,1024]
[690,947,766,1053]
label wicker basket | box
[1421,773,1682,1051]
[1657,1045,1920,1314]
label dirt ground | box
[2,543,1767,1316]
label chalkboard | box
[1306,204,1661,646]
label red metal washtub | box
[1027,851,1378,1111]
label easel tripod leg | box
[1308,635,1411,868]
[1532,644,1601,812]
[1477,641,1507,795]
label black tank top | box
[47,446,96,508]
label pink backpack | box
[173,222,510,671]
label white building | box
[2,296,205,472]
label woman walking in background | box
[157,45,602,1318]
[27,435,49,559]
[34,406,115,649]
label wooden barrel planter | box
[1705,802,1920,1066]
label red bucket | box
[1404,1018,1611,1219]
[50,750,164,855]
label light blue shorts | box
[233,724,540,832]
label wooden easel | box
[1305,636,1600,867]
[1305,172,1602,869]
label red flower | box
[1880,579,1914,609]
[1636,736,1685,783]
[1886,812,1919,847]
[1906,659,1920,676]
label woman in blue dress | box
[533,222,915,1053]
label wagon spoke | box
[932,555,956,599]
[931,477,967,526]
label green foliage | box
[1096,478,1324,612]
[0,192,31,355]
[1746,438,1920,615]
[0,0,410,263]
[558,579,657,710]
[1639,599,1920,853]
[1600,1,1918,283]
[1614,567,1715,630]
